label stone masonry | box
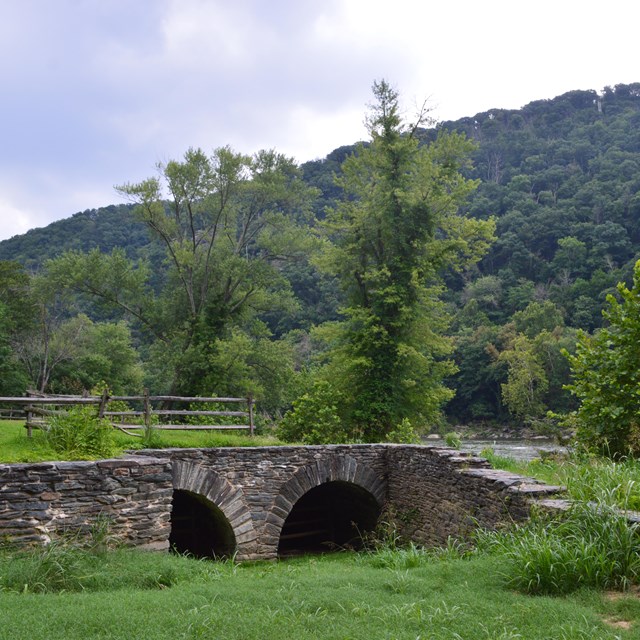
[0,456,172,549]
[0,445,562,560]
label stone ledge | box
[508,483,566,495]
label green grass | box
[480,447,640,510]
[477,500,640,595]
[0,419,286,463]
[0,548,637,639]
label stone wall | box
[385,445,561,545]
[0,456,172,549]
[0,445,563,559]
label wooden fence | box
[0,391,255,437]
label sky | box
[0,0,638,242]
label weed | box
[384,569,412,594]
[444,431,462,449]
[1,540,86,594]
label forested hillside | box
[2,82,639,434]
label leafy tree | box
[512,300,564,338]
[310,81,494,440]
[499,333,549,422]
[447,324,508,422]
[564,259,640,457]
[48,317,144,395]
[46,147,318,399]
[0,303,28,395]
[10,274,87,393]
[0,261,33,394]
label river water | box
[456,438,565,462]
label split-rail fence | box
[0,391,255,437]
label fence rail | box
[0,391,255,437]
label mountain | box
[3,83,640,424]
[0,204,151,270]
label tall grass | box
[561,456,640,510]
[477,501,640,595]
[478,448,640,595]
[0,531,235,595]
[481,447,640,510]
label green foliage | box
[314,80,493,440]
[43,147,317,407]
[565,259,640,457]
[560,455,640,510]
[385,418,421,444]
[0,303,28,395]
[45,406,115,459]
[5,84,640,426]
[477,502,640,595]
[48,317,144,395]
[499,333,549,421]
[278,380,347,444]
[443,431,462,449]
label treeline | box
[2,82,640,437]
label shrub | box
[444,431,462,449]
[46,406,115,459]
[563,259,640,458]
[385,418,421,444]
[277,381,348,444]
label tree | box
[0,303,28,395]
[564,259,640,457]
[499,333,549,421]
[48,317,144,395]
[310,81,494,441]
[46,147,318,401]
[0,261,33,394]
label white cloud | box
[0,196,34,241]
[1,0,639,242]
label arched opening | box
[277,481,381,557]
[169,490,236,559]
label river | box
[457,438,565,462]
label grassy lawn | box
[3,421,640,637]
[0,419,285,463]
[0,548,638,640]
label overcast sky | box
[0,0,638,242]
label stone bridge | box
[0,444,561,561]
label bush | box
[46,406,115,459]
[444,431,462,449]
[564,259,640,457]
[277,381,348,444]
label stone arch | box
[265,455,386,555]
[171,460,256,558]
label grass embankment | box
[1,545,638,640]
[0,419,284,463]
[482,447,640,510]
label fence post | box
[143,388,152,442]
[98,388,109,419]
[248,395,254,436]
[26,391,33,438]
